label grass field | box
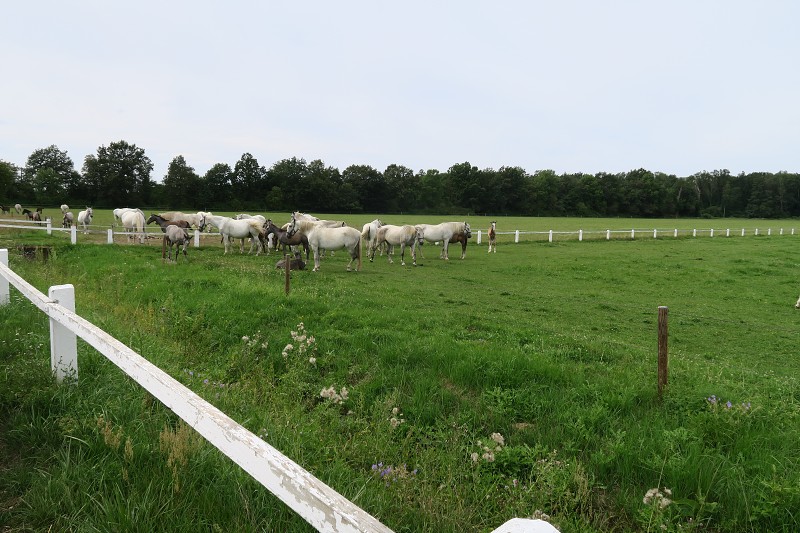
[1,213,799,532]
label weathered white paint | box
[0,249,8,305]
[48,284,77,382]
[107,228,114,244]
[194,228,201,248]
[490,518,560,533]
[514,230,520,243]
[71,225,77,244]
[0,252,393,533]
[46,218,52,236]
[578,229,583,241]
[477,229,482,244]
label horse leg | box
[461,239,467,259]
[312,245,321,272]
[411,241,417,266]
[399,243,406,266]
[442,241,449,260]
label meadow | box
[1,212,799,532]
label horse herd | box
[4,205,499,270]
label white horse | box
[415,221,471,260]
[158,211,209,230]
[205,214,264,255]
[62,212,73,228]
[60,204,69,215]
[286,216,362,272]
[373,224,423,266]
[163,225,190,263]
[120,209,146,244]
[235,213,267,224]
[487,221,497,253]
[361,219,384,257]
[14,203,22,215]
[77,207,93,234]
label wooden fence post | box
[284,254,291,295]
[49,284,78,383]
[107,228,114,244]
[658,306,668,400]
[514,230,520,243]
[476,230,482,245]
[71,225,77,244]
[0,249,8,305]
[194,228,200,248]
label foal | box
[487,221,497,253]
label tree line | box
[2,141,799,218]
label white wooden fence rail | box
[0,248,552,533]
[0,248,391,533]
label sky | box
[2,1,798,182]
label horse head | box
[197,214,207,232]
[463,222,472,238]
[286,215,299,237]
[415,226,425,245]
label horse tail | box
[357,235,362,271]
[361,225,371,239]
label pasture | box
[1,215,799,532]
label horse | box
[162,225,190,263]
[22,208,34,220]
[120,209,147,244]
[0,205,8,215]
[415,222,471,260]
[77,207,93,233]
[361,219,384,257]
[60,204,69,215]
[275,251,306,271]
[157,211,209,230]
[62,212,74,228]
[147,213,191,233]
[14,204,22,215]
[373,224,423,266]
[236,213,267,224]
[265,219,309,260]
[32,209,42,222]
[286,216,362,272]
[487,221,497,253]
[204,214,264,255]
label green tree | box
[201,163,233,209]
[342,164,384,213]
[81,140,154,206]
[162,155,201,209]
[0,160,18,204]
[383,164,418,213]
[231,153,267,209]
[267,158,308,211]
[22,145,80,205]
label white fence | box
[0,248,552,533]
[474,226,796,244]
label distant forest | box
[2,141,799,218]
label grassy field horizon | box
[1,218,799,531]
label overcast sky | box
[2,1,798,182]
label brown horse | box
[265,219,310,260]
[487,221,497,253]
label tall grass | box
[1,219,799,532]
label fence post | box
[0,249,8,305]
[606,229,610,240]
[514,230,519,243]
[768,228,771,236]
[780,228,784,235]
[71,225,77,244]
[726,228,730,237]
[284,254,291,295]
[548,230,553,243]
[579,229,583,241]
[755,228,759,236]
[46,218,52,236]
[476,230,482,245]
[194,228,201,248]
[710,228,714,238]
[49,284,78,383]
[631,229,635,240]
[693,229,697,237]
[653,229,657,239]
[658,306,668,400]
[741,228,745,237]
[107,228,114,244]
[673,228,678,238]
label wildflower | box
[490,432,505,446]
[242,335,250,342]
[471,452,479,463]
[643,487,672,509]
[308,357,316,365]
[707,395,717,405]
[726,401,732,409]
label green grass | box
[1,216,800,532]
